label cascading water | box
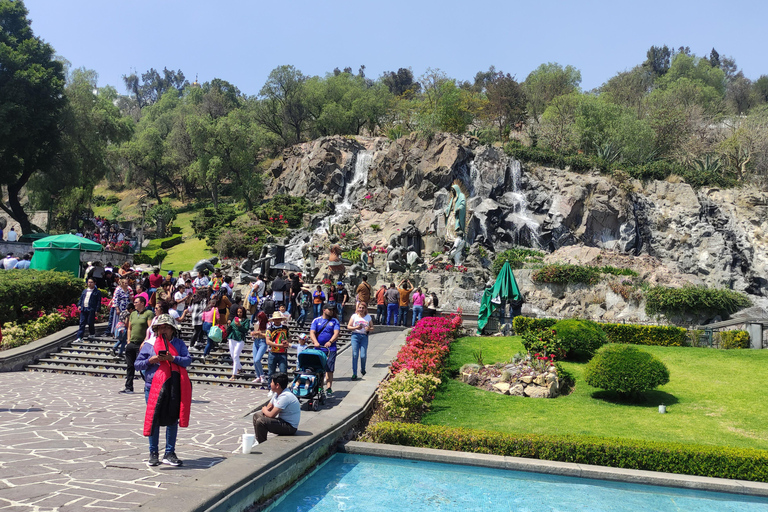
[506,159,542,248]
[314,150,374,235]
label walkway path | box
[0,329,406,511]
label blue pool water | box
[267,454,768,512]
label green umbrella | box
[476,260,522,334]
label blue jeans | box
[351,333,368,376]
[398,306,409,327]
[112,329,127,355]
[313,304,322,319]
[252,338,267,379]
[267,352,288,386]
[412,305,423,326]
[144,388,177,455]
[202,322,214,357]
[387,304,398,325]
[77,309,96,339]
[376,305,386,325]
[337,303,345,323]
[297,307,308,325]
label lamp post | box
[138,200,148,254]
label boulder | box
[524,385,551,398]
[509,384,526,396]
[520,375,533,384]
[492,382,511,394]
[533,374,547,386]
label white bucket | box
[242,433,256,453]
[658,404,666,414]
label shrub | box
[718,330,750,349]
[1,312,65,350]
[601,323,688,347]
[645,285,752,318]
[378,370,441,422]
[491,247,544,276]
[552,318,607,359]
[365,422,768,483]
[390,316,460,377]
[532,264,601,285]
[521,327,567,360]
[599,265,637,277]
[216,229,253,258]
[159,235,183,249]
[512,316,556,335]
[0,270,83,325]
[584,344,669,398]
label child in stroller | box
[290,348,327,411]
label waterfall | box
[507,159,543,248]
[314,150,374,235]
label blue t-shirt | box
[311,316,340,350]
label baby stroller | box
[289,348,327,411]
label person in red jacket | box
[134,315,192,467]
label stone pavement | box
[0,329,406,512]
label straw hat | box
[270,312,285,321]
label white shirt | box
[6,230,17,242]
[349,313,372,335]
[3,257,18,270]
[174,291,186,312]
[255,279,265,297]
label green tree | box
[381,68,421,99]
[755,75,768,104]
[643,45,672,78]
[483,71,527,140]
[0,0,66,232]
[600,66,652,116]
[122,67,188,108]
[28,68,133,229]
[523,62,582,122]
[254,65,309,146]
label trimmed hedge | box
[514,317,688,348]
[600,323,688,347]
[366,422,768,483]
[0,270,83,324]
[584,344,670,397]
[159,235,183,249]
[645,285,752,318]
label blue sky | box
[23,0,768,95]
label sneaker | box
[162,451,183,466]
[75,338,83,343]
[361,370,366,376]
[351,375,358,381]
[326,388,333,395]
[119,389,133,394]
[147,452,160,466]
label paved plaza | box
[0,329,406,511]
[0,372,263,511]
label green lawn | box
[152,211,217,273]
[423,336,768,450]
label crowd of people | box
[70,262,440,466]
[76,215,133,251]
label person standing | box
[228,306,250,381]
[251,372,300,445]
[76,278,102,342]
[411,287,425,326]
[347,301,373,381]
[355,275,372,306]
[335,281,349,323]
[110,278,133,337]
[310,305,340,395]
[148,266,163,295]
[312,285,325,320]
[183,289,207,349]
[385,283,400,326]
[134,314,192,466]
[375,285,387,325]
[271,272,286,306]
[251,311,269,385]
[265,312,290,392]
[397,278,412,327]
[121,296,154,394]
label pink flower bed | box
[390,314,463,377]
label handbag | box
[208,309,223,343]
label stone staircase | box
[25,318,354,389]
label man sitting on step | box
[252,372,300,445]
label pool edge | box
[338,441,768,498]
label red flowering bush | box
[390,315,463,377]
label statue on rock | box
[238,251,259,284]
[386,245,406,274]
[449,230,467,266]
[444,181,467,243]
[328,244,346,276]
[193,257,219,275]
[406,245,423,272]
[302,244,320,282]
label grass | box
[154,211,217,273]
[423,336,768,450]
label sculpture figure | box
[406,245,423,272]
[443,181,467,243]
[193,257,219,275]
[238,251,259,284]
[328,244,346,276]
[448,230,467,266]
[386,246,406,273]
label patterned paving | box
[0,372,264,511]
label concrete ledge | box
[0,324,94,372]
[340,441,768,498]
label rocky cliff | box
[265,134,768,323]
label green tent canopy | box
[30,234,103,276]
[476,261,522,334]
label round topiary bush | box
[584,344,670,398]
[552,318,607,360]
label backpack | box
[263,298,276,316]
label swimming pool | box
[266,453,768,511]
